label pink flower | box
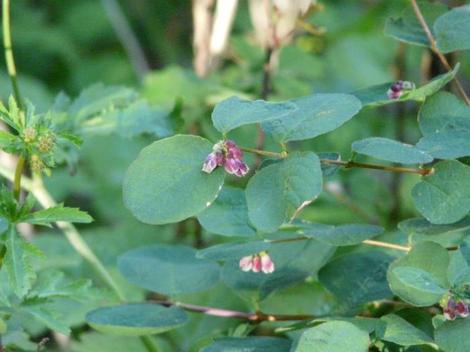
[238,252,275,274]
[441,295,469,321]
[387,80,415,100]
[202,140,249,177]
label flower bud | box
[30,154,44,173]
[387,80,415,100]
[202,140,249,177]
[441,294,469,320]
[23,127,37,143]
[37,132,55,154]
[238,252,275,274]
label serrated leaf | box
[22,304,70,335]
[4,227,36,298]
[197,186,256,237]
[352,137,433,165]
[379,314,434,347]
[412,160,470,224]
[123,135,225,225]
[19,204,93,226]
[118,245,220,295]
[211,96,296,134]
[202,337,291,352]
[246,152,323,233]
[292,321,370,352]
[353,66,458,107]
[0,130,20,153]
[262,94,361,143]
[86,304,188,336]
[29,270,92,300]
[387,242,449,306]
[434,5,470,53]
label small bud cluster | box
[22,127,37,143]
[202,140,249,177]
[387,80,415,100]
[441,294,469,321]
[30,154,44,173]
[37,132,55,154]
[239,251,275,274]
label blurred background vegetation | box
[1,0,469,350]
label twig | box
[410,0,470,105]
[101,0,150,80]
[153,300,314,322]
[241,147,433,176]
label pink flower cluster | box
[202,140,249,177]
[442,296,469,321]
[239,252,275,274]
[387,80,415,100]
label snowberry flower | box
[387,80,416,100]
[239,252,275,274]
[441,295,469,320]
[202,140,249,177]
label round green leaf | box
[123,135,225,225]
[412,161,470,225]
[86,304,187,336]
[379,314,434,347]
[202,337,291,352]
[435,318,470,352]
[293,321,370,352]
[434,5,470,53]
[211,96,296,134]
[262,94,361,143]
[387,241,449,306]
[197,186,255,237]
[352,137,433,164]
[118,245,220,295]
[246,152,323,233]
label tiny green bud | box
[23,127,37,143]
[37,132,55,153]
[30,154,44,173]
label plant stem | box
[269,235,411,252]
[153,300,314,322]
[12,155,24,201]
[410,0,470,105]
[242,147,433,176]
[2,0,23,109]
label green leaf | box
[412,160,470,224]
[391,266,447,295]
[435,319,470,352]
[246,152,323,233]
[434,5,470,53]
[319,252,394,312]
[196,240,270,261]
[262,94,361,143]
[29,270,92,300]
[202,337,291,352]
[71,333,161,352]
[417,92,470,159]
[379,314,434,347]
[22,304,71,335]
[387,241,449,306]
[292,321,370,352]
[4,227,36,298]
[399,217,470,248]
[384,1,447,46]
[211,96,296,134]
[123,135,225,225]
[0,216,8,234]
[197,186,255,237]
[304,223,383,246]
[118,245,220,295]
[19,204,93,226]
[86,304,188,336]
[0,130,20,152]
[353,67,458,107]
[352,137,432,165]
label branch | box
[241,147,433,176]
[153,300,314,322]
[410,0,470,105]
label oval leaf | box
[246,152,323,233]
[434,5,470,53]
[118,245,220,295]
[123,135,225,225]
[308,224,384,246]
[202,337,291,352]
[86,304,187,336]
[196,240,270,261]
